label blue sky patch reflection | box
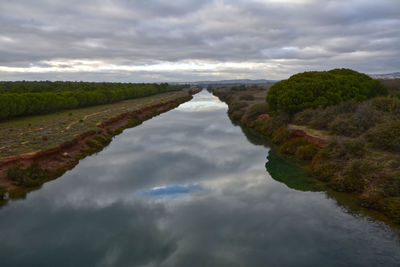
[139,184,204,197]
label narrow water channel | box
[0,90,399,266]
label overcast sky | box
[0,0,399,82]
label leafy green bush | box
[230,110,246,121]
[321,137,366,160]
[252,113,290,138]
[295,144,319,160]
[311,153,337,182]
[328,114,359,136]
[266,68,387,114]
[330,159,372,192]
[371,96,400,119]
[382,174,400,197]
[381,198,400,224]
[308,106,338,130]
[280,137,308,155]
[364,121,400,152]
[241,103,269,122]
[228,101,248,112]
[227,101,248,121]
[7,163,52,187]
[272,126,291,144]
[292,109,315,125]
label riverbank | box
[211,86,400,225]
[0,88,200,202]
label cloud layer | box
[0,0,399,81]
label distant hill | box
[172,79,277,86]
[369,72,400,80]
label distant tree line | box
[266,68,388,114]
[0,81,183,120]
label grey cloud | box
[0,0,399,81]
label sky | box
[0,0,399,82]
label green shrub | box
[382,174,400,197]
[320,137,366,160]
[94,135,111,146]
[292,109,315,125]
[364,121,400,152]
[371,96,400,119]
[85,139,101,149]
[381,198,400,224]
[252,113,290,138]
[311,153,336,181]
[239,94,255,101]
[328,104,380,137]
[7,163,52,187]
[337,159,371,192]
[280,137,308,155]
[328,114,359,137]
[295,144,319,160]
[266,68,387,114]
[241,103,269,122]
[230,110,246,121]
[228,101,248,113]
[272,126,291,144]
[309,106,338,130]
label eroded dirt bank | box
[0,91,198,201]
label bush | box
[311,152,336,181]
[241,103,269,122]
[230,110,246,121]
[252,113,290,138]
[292,109,315,125]
[364,121,400,152]
[320,137,366,160]
[280,137,308,155]
[85,139,102,149]
[239,94,255,101]
[7,163,52,187]
[272,126,290,144]
[309,106,338,130]
[382,174,400,197]
[335,159,371,192]
[328,114,360,137]
[295,144,319,160]
[228,101,248,114]
[381,198,400,224]
[371,96,400,119]
[266,68,387,114]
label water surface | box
[0,90,399,266]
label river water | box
[0,90,399,266]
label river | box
[0,90,399,266]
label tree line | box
[0,82,183,120]
[266,68,388,114]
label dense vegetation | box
[212,75,400,224]
[266,69,388,114]
[0,81,183,120]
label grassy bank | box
[211,79,400,225]
[0,88,199,202]
[0,90,190,157]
